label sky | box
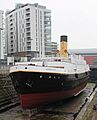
[1,0,97,49]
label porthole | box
[40,75,42,78]
[49,76,51,78]
[61,82,64,86]
[25,67,27,69]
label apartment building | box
[0,10,4,59]
[5,3,52,60]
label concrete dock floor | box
[0,83,97,120]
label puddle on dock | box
[0,83,96,120]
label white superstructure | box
[10,55,90,75]
[5,3,51,59]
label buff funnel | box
[60,35,68,57]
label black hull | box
[10,71,89,108]
[20,82,87,109]
[10,71,89,94]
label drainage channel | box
[74,84,97,120]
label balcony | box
[26,18,30,23]
[26,8,30,12]
[26,23,30,27]
[26,13,30,18]
[26,27,30,32]
[26,32,30,36]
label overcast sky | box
[1,0,97,49]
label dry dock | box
[0,83,97,120]
[0,68,19,112]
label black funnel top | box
[60,35,67,42]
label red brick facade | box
[84,56,97,65]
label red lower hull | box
[20,82,87,109]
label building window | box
[10,15,13,17]
[11,48,13,52]
[26,18,30,22]
[27,41,31,45]
[26,23,30,27]
[26,8,30,11]
[10,40,13,43]
[27,46,31,50]
[10,19,12,22]
[26,27,30,31]
[26,32,30,36]
[10,23,13,26]
[10,32,13,35]
[11,36,13,39]
[26,13,30,17]
[10,28,13,30]
[27,37,31,40]
[11,44,13,47]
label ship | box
[9,35,90,109]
